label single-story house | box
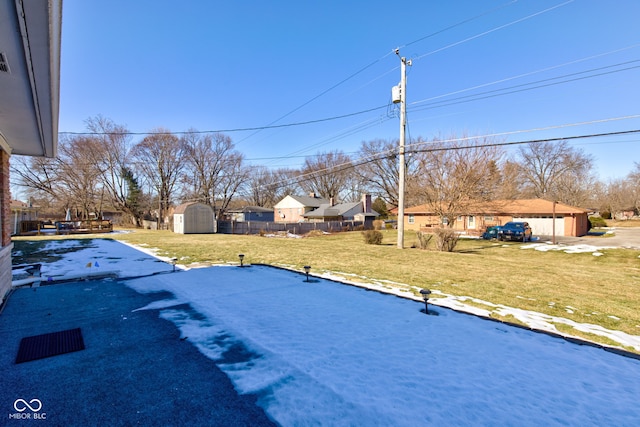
[1,0,62,303]
[615,208,638,220]
[304,194,379,222]
[227,206,274,222]
[401,199,591,237]
[273,193,329,223]
[173,202,215,234]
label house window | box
[468,216,475,228]
[442,217,448,225]
[484,216,493,221]
[408,214,415,224]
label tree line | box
[11,115,640,227]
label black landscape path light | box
[238,254,245,267]
[171,257,178,272]
[420,288,432,314]
[303,265,311,282]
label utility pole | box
[394,49,411,249]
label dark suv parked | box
[497,221,532,242]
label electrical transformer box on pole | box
[391,84,401,103]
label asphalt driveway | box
[541,227,640,249]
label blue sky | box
[59,0,640,180]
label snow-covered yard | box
[10,239,640,425]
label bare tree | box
[57,135,103,219]
[598,178,634,218]
[414,135,504,226]
[273,167,304,198]
[627,162,640,214]
[215,151,249,216]
[181,130,247,218]
[243,165,292,207]
[496,159,524,200]
[12,135,102,218]
[516,140,594,204]
[83,116,141,226]
[355,138,419,207]
[11,155,59,202]
[299,150,352,200]
[131,128,184,226]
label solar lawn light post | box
[238,254,245,267]
[419,288,432,314]
[303,265,311,282]
[171,257,178,272]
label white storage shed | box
[173,203,215,234]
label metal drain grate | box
[16,328,85,364]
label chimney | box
[362,194,372,212]
[329,197,335,206]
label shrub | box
[589,216,607,228]
[435,228,459,252]
[416,231,433,250]
[305,230,325,238]
[372,220,384,230]
[362,230,383,245]
[601,211,612,220]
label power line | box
[400,0,519,50]
[265,127,640,193]
[412,44,640,106]
[58,3,528,140]
[236,1,520,146]
[410,60,640,112]
[413,0,575,61]
[59,105,388,136]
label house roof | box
[227,206,273,214]
[403,199,590,215]
[274,195,329,209]
[0,0,62,157]
[304,201,379,218]
[304,202,359,218]
[174,202,213,215]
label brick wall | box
[0,149,11,303]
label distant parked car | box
[481,225,503,240]
[498,221,532,242]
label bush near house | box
[589,216,607,228]
[435,228,459,252]
[415,231,433,250]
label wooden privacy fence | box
[217,220,373,235]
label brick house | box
[400,199,590,237]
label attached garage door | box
[512,216,564,237]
